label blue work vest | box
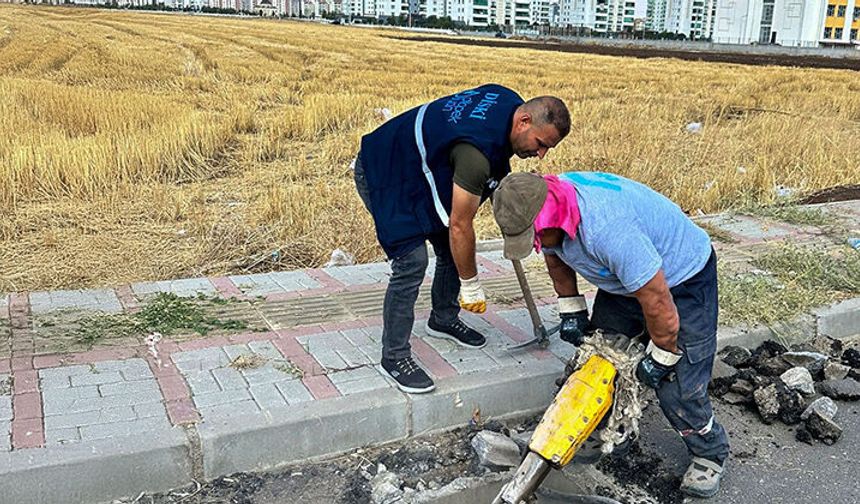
[360,84,523,259]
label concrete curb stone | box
[0,427,190,504]
[197,387,409,478]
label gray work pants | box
[353,154,460,360]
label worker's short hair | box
[522,96,570,138]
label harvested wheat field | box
[1,5,859,292]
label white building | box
[558,0,645,32]
[711,0,857,46]
[647,0,715,38]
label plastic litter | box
[685,122,702,133]
[774,185,795,198]
[374,107,393,121]
[847,237,860,251]
[325,248,355,267]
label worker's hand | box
[558,296,589,346]
[636,340,683,389]
[459,276,487,314]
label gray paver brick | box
[99,379,160,397]
[211,367,248,391]
[134,402,168,419]
[42,385,100,404]
[39,375,72,390]
[334,376,390,395]
[45,426,80,445]
[172,347,230,372]
[0,397,11,421]
[0,426,9,451]
[247,340,282,360]
[311,350,348,370]
[268,271,322,291]
[70,371,124,387]
[248,383,288,410]
[94,359,152,379]
[327,366,380,384]
[39,364,96,380]
[199,399,261,420]
[29,289,123,315]
[79,416,171,441]
[334,344,375,367]
[242,366,295,385]
[132,278,216,298]
[222,344,254,361]
[183,371,221,395]
[44,406,137,430]
[449,355,499,374]
[193,389,252,408]
[275,380,313,404]
[341,328,372,346]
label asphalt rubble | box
[711,336,860,446]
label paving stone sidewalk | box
[0,201,859,504]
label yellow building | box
[822,0,860,45]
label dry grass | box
[1,5,859,292]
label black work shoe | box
[381,357,435,394]
[425,318,487,349]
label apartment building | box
[646,0,715,38]
[713,0,858,46]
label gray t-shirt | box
[544,172,712,296]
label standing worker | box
[353,84,570,394]
[492,171,730,499]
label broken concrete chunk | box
[824,362,851,381]
[721,392,751,405]
[711,359,737,381]
[781,351,828,375]
[805,335,843,359]
[801,396,838,422]
[755,356,792,376]
[470,430,521,470]
[729,378,756,397]
[805,410,843,445]
[370,464,404,504]
[720,346,753,368]
[815,379,860,401]
[780,367,815,396]
[753,383,781,424]
[842,348,860,369]
[795,425,814,445]
[510,429,534,455]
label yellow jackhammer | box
[493,354,617,504]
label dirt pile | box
[711,336,860,445]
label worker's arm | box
[450,184,481,279]
[449,143,491,313]
[632,269,679,353]
[544,253,579,297]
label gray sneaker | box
[680,456,725,498]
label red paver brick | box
[158,374,193,402]
[13,369,38,394]
[411,337,457,379]
[361,316,384,328]
[13,392,43,420]
[289,353,326,376]
[12,417,44,449]
[9,292,29,312]
[295,285,341,298]
[319,319,366,332]
[165,399,200,425]
[32,355,64,370]
[177,336,229,352]
[301,375,340,400]
[114,285,140,314]
[275,325,325,339]
[72,347,138,364]
[209,276,246,300]
[228,331,276,344]
[273,336,306,358]
[10,356,32,371]
[305,268,345,290]
[528,348,556,360]
[483,311,531,344]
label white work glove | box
[459,275,487,314]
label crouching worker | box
[492,171,730,498]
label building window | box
[835,27,843,38]
[854,6,860,21]
[824,26,832,38]
[826,4,834,16]
[852,28,858,40]
[837,5,846,16]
